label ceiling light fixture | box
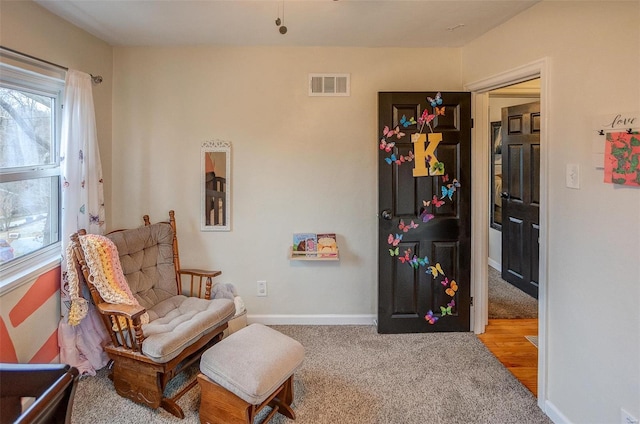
[446,23,465,31]
[275,0,287,35]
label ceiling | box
[35,0,540,48]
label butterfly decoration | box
[386,154,410,166]
[447,299,455,308]
[384,154,397,165]
[398,249,412,264]
[403,151,415,162]
[427,92,443,107]
[442,174,449,183]
[441,277,450,287]
[383,125,405,139]
[409,255,429,269]
[388,233,403,246]
[435,106,445,116]
[389,247,399,257]
[430,161,445,175]
[398,219,419,232]
[417,109,435,126]
[400,115,416,128]
[450,179,461,188]
[445,280,459,297]
[379,138,395,152]
[419,210,435,223]
[89,214,101,225]
[424,195,445,208]
[441,185,455,200]
[425,310,439,324]
[426,262,444,278]
[440,305,453,316]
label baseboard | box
[545,400,572,424]
[488,258,501,271]
[247,314,377,326]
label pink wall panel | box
[10,267,60,327]
[0,317,18,363]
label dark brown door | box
[501,102,540,298]
[378,92,471,333]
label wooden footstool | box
[198,323,304,424]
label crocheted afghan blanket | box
[67,234,149,328]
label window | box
[0,57,64,282]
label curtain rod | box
[0,45,103,84]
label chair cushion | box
[142,297,235,363]
[200,324,305,405]
[106,222,177,310]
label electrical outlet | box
[257,280,267,297]
[621,408,639,424]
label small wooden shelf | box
[289,247,339,261]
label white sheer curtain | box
[57,69,109,375]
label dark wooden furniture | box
[205,173,226,226]
[0,363,79,424]
[69,211,234,418]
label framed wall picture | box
[201,139,231,231]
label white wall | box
[463,2,639,423]
[111,46,462,320]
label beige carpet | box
[71,325,551,424]
[488,267,538,319]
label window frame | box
[0,58,65,295]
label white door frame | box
[465,57,549,410]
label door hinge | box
[471,118,474,128]
[470,296,474,306]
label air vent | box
[309,73,350,96]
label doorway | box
[482,80,541,395]
[488,80,540,313]
[465,58,549,409]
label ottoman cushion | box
[200,323,304,405]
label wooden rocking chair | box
[69,211,235,418]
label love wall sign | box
[592,111,640,186]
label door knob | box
[381,209,392,220]
[500,192,510,199]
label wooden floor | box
[477,318,538,396]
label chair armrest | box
[177,269,222,300]
[96,302,146,320]
[96,303,146,351]
[179,269,222,278]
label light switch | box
[566,163,580,189]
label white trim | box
[544,400,572,424]
[0,248,61,296]
[247,314,376,326]
[464,57,550,412]
[469,91,490,334]
[487,257,501,271]
[465,58,547,93]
